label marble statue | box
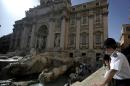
[54,34,60,47]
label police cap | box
[104,38,117,49]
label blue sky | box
[108,0,130,41]
[0,0,130,42]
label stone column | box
[9,33,14,50]
[20,29,25,49]
[103,14,108,40]
[47,18,55,50]
[20,24,29,49]
[64,19,69,50]
[89,16,94,49]
[13,30,17,50]
[14,31,19,49]
[30,23,36,49]
[60,16,66,50]
[76,16,80,50]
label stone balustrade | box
[71,67,106,86]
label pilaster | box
[47,18,55,50]
[103,14,108,40]
[76,16,81,50]
[60,16,66,50]
[89,16,94,49]
[20,24,29,49]
[30,22,36,49]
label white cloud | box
[2,0,39,17]
[0,0,39,37]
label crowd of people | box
[64,62,92,86]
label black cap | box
[104,38,117,49]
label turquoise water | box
[30,75,68,86]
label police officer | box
[94,38,130,86]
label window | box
[69,27,76,32]
[126,27,130,32]
[95,33,101,44]
[69,34,76,47]
[82,33,86,45]
[96,2,99,6]
[83,16,87,24]
[70,18,76,25]
[86,34,89,44]
[82,53,86,56]
[72,8,75,11]
[69,53,73,58]
[95,14,102,27]
[96,14,101,22]
[80,33,89,45]
[83,5,86,8]
[128,35,130,39]
[81,16,88,24]
[70,14,76,25]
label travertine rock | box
[38,65,68,83]
[1,52,73,80]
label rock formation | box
[0,52,73,82]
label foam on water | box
[30,83,44,86]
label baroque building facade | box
[10,0,108,61]
[120,24,130,48]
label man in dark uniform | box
[94,38,130,86]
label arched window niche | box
[36,25,48,53]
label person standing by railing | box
[94,38,130,86]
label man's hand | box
[92,83,105,86]
[92,69,117,86]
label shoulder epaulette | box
[113,52,118,57]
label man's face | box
[105,48,114,55]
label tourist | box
[94,38,130,86]
[103,54,114,86]
[103,54,111,78]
